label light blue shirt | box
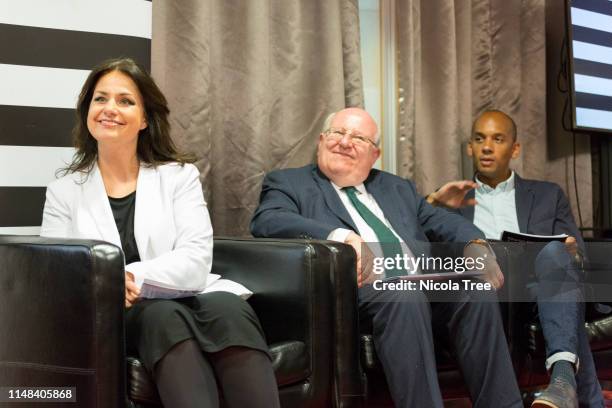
[473,171,520,240]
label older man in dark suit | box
[251,107,522,408]
[428,110,603,408]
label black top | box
[108,191,141,264]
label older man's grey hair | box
[321,111,380,146]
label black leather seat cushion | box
[128,340,309,404]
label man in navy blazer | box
[251,108,522,408]
[429,110,603,408]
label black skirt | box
[125,291,270,371]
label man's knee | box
[368,288,431,324]
[538,241,566,260]
[535,241,574,282]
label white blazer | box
[41,162,248,297]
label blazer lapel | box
[311,167,358,231]
[515,173,534,233]
[82,164,121,247]
[134,165,160,259]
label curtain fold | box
[395,0,591,227]
[152,0,363,236]
[152,0,590,235]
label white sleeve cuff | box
[327,228,353,243]
[125,261,146,289]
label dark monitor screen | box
[566,0,612,133]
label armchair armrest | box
[212,237,364,407]
[0,236,125,408]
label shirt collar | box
[331,181,367,195]
[475,171,515,193]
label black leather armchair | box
[0,236,126,408]
[3,235,610,407]
[0,236,364,408]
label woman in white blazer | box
[41,58,280,408]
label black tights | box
[153,339,280,408]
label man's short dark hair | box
[472,109,517,141]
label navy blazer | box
[251,164,484,251]
[457,173,584,249]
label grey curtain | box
[152,0,363,236]
[396,0,592,228]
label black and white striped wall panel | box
[569,0,612,130]
[0,0,152,235]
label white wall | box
[0,0,151,235]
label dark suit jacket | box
[250,164,484,251]
[456,173,584,250]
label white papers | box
[201,279,253,300]
[139,273,253,300]
[500,231,568,242]
[140,278,207,299]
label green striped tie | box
[344,187,404,277]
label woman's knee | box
[125,299,192,350]
[134,299,186,327]
[192,291,258,322]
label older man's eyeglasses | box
[324,128,378,148]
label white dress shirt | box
[473,171,520,240]
[327,182,418,275]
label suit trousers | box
[530,241,604,407]
[358,283,522,408]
